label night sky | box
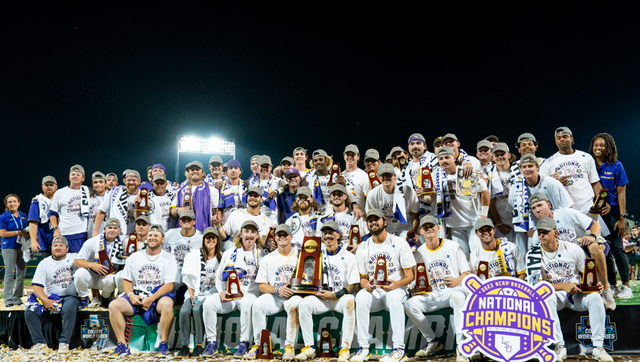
[3,5,639,218]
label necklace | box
[542,247,558,260]
[146,251,161,262]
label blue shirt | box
[277,189,297,224]
[0,210,28,249]
[597,160,629,216]
[27,198,54,251]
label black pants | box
[603,213,629,285]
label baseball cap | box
[258,155,272,166]
[519,153,538,165]
[185,161,204,170]
[179,209,196,220]
[433,136,444,147]
[329,184,348,195]
[321,220,340,232]
[122,169,130,179]
[485,135,500,143]
[227,159,241,169]
[344,144,359,154]
[419,215,438,229]
[390,146,405,155]
[52,235,68,246]
[42,176,57,185]
[248,186,263,196]
[364,149,380,161]
[149,224,165,236]
[136,215,151,224]
[408,133,426,145]
[529,193,550,205]
[377,163,395,176]
[203,226,220,238]
[536,217,557,231]
[442,133,458,142]
[105,218,121,228]
[92,171,105,181]
[293,147,307,156]
[152,173,167,182]
[385,153,393,162]
[241,220,259,230]
[281,156,294,165]
[275,224,292,235]
[474,217,495,231]
[516,133,537,145]
[312,149,330,159]
[209,156,223,165]
[492,143,510,153]
[285,168,301,178]
[296,186,313,198]
[366,209,385,220]
[106,173,117,179]
[70,164,85,176]
[476,140,493,151]
[151,164,166,173]
[125,170,141,180]
[437,147,455,157]
[554,126,572,137]
[250,155,260,163]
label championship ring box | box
[135,188,150,212]
[581,258,598,293]
[317,328,335,357]
[349,224,361,246]
[368,171,381,188]
[291,237,325,294]
[328,162,341,186]
[372,255,391,287]
[182,189,192,209]
[414,263,432,294]
[98,249,117,275]
[227,269,244,300]
[477,260,489,280]
[257,329,273,359]
[123,233,138,258]
[418,167,436,195]
[589,189,609,215]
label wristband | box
[334,288,349,299]
[589,233,597,239]
[127,292,133,298]
[275,286,280,297]
[481,206,489,217]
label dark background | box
[2,4,639,219]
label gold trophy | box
[477,261,489,281]
[372,256,391,287]
[589,189,609,215]
[135,188,150,212]
[413,263,432,294]
[581,258,598,293]
[291,237,324,294]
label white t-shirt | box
[88,195,105,236]
[325,246,360,291]
[540,150,600,214]
[285,212,317,251]
[149,192,175,231]
[77,234,125,266]
[469,240,526,278]
[316,208,368,247]
[414,239,469,293]
[258,178,279,224]
[526,176,574,211]
[32,253,78,296]
[365,183,419,235]
[50,187,88,235]
[541,240,585,285]
[182,249,220,298]
[355,233,416,288]
[343,168,370,207]
[446,173,488,228]
[163,228,203,271]
[531,208,596,246]
[100,190,138,234]
[222,209,274,251]
[215,247,263,296]
[121,249,177,298]
[255,248,299,289]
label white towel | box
[34,194,52,224]
[80,185,90,218]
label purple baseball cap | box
[227,159,241,169]
[152,164,166,173]
[285,168,301,178]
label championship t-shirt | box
[541,240,585,284]
[343,168,370,206]
[324,246,360,291]
[163,228,203,273]
[365,183,419,235]
[221,209,274,251]
[414,239,469,293]
[121,249,177,298]
[100,189,138,234]
[355,233,416,287]
[255,248,298,289]
[469,240,525,278]
[215,247,263,295]
[445,173,488,228]
[149,193,175,231]
[316,208,368,247]
[50,187,88,236]
[32,253,78,296]
[531,208,596,245]
[77,234,125,266]
[88,194,105,236]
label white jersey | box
[182,250,220,298]
[531,208,596,246]
[414,239,469,293]
[324,246,360,291]
[222,209,274,251]
[446,173,488,228]
[285,212,318,251]
[88,195,105,236]
[343,168,370,207]
[215,247,263,296]
[100,190,137,234]
[541,240,585,285]
[255,248,298,289]
[32,253,78,296]
[77,234,125,266]
[469,240,526,278]
[258,178,279,224]
[50,187,88,235]
[122,249,177,298]
[149,192,175,231]
[163,228,203,271]
[539,150,600,214]
[355,233,416,288]
[316,208,368,247]
[525,175,574,211]
[365,183,419,235]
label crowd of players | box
[0,127,631,362]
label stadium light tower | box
[176,136,236,182]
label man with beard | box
[164,210,203,296]
[284,186,318,250]
[402,133,438,215]
[317,184,368,251]
[94,169,142,236]
[50,165,91,253]
[305,149,333,213]
[28,175,58,257]
[115,216,151,293]
[217,186,274,251]
[277,168,303,224]
[88,171,108,236]
[139,173,176,231]
[171,161,220,232]
[218,159,247,225]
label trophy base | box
[135,208,150,213]
[413,288,432,295]
[372,280,391,287]
[318,352,336,358]
[419,189,437,196]
[291,282,325,294]
[579,284,599,293]
[228,292,244,300]
[588,208,603,215]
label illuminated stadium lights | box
[178,136,235,155]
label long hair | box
[4,194,20,211]
[201,233,223,263]
[291,199,319,212]
[233,228,266,249]
[309,155,334,169]
[588,133,618,164]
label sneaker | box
[554,345,566,362]
[243,345,260,360]
[58,343,69,354]
[617,285,633,299]
[612,285,621,296]
[295,345,317,360]
[28,343,48,354]
[109,342,131,359]
[159,340,170,356]
[350,347,370,362]
[456,348,470,362]
[592,346,613,362]
[338,348,350,362]
[415,338,441,357]
[602,288,616,310]
[380,348,407,362]
[192,345,205,357]
[88,297,102,308]
[283,345,295,360]
[177,346,190,358]
[79,296,90,309]
[234,342,249,358]
[202,341,219,357]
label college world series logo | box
[460,275,556,362]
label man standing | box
[363,149,381,182]
[305,150,333,212]
[88,171,108,237]
[293,147,310,178]
[218,159,246,224]
[94,169,142,236]
[218,187,274,251]
[205,155,225,188]
[277,168,303,224]
[144,173,176,231]
[49,165,91,253]
[171,161,220,232]
[508,133,546,184]
[441,133,481,175]
[106,173,119,190]
[28,176,58,257]
[476,140,494,178]
[164,210,203,295]
[247,155,280,224]
[402,133,438,215]
[488,143,514,240]
[341,144,369,213]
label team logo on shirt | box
[273,265,296,288]
[52,266,74,289]
[460,276,556,362]
[426,260,452,290]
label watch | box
[589,233,597,239]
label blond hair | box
[233,231,266,249]
[309,155,333,168]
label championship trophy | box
[413,263,432,294]
[477,261,489,280]
[96,249,117,275]
[265,227,276,250]
[349,224,361,246]
[317,328,335,358]
[328,162,341,186]
[257,329,273,359]
[581,258,598,293]
[182,188,193,210]
[123,233,138,258]
[227,269,244,299]
[372,256,391,287]
[417,167,436,195]
[291,237,324,294]
[135,188,150,212]
[589,189,609,215]
[368,171,381,189]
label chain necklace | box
[145,251,161,262]
[542,246,558,260]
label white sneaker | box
[350,347,370,362]
[617,285,633,299]
[28,343,48,354]
[554,345,566,362]
[415,339,441,357]
[58,343,69,354]
[456,348,470,362]
[612,285,621,296]
[294,345,316,361]
[337,348,350,362]
[602,288,617,310]
[592,346,613,362]
[88,297,102,308]
[379,348,407,362]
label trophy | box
[328,163,341,186]
[257,329,273,359]
[265,227,276,250]
[182,188,192,210]
[581,258,598,293]
[349,224,361,246]
[413,263,432,295]
[135,188,150,212]
[372,256,391,287]
[589,189,609,215]
[96,249,117,276]
[227,269,244,299]
[477,261,489,281]
[291,237,324,294]
[368,171,381,189]
[317,328,335,358]
[418,167,436,195]
[123,233,138,258]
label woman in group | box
[201,220,265,358]
[0,194,29,307]
[589,133,632,299]
[178,226,223,358]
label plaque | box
[257,329,273,360]
[418,167,436,195]
[135,188,150,212]
[477,261,489,281]
[368,171,381,189]
[123,233,138,258]
[317,328,335,358]
[291,237,324,294]
[182,188,192,209]
[455,166,479,197]
[589,189,609,215]
[372,255,391,287]
[97,249,117,276]
[413,263,432,295]
[328,163,341,186]
[581,258,598,293]
[349,225,361,246]
[227,269,244,300]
